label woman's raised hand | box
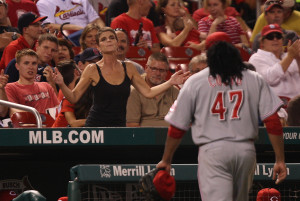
[169,70,191,85]
[53,67,64,86]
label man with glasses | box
[0,12,46,70]
[126,52,179,127]
[252,0,299,52]
[249,24,300,99]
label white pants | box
[197,140,256,201]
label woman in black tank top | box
[54,27,189,127]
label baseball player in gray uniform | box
[157,37,287,201]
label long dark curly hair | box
[207,41,246,87]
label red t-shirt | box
[0,35,33,70]
[6,0,40,28]
[5,82,59,113]
[111,13,159,48]
[52,98,74,128]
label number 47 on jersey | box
[211,90,244,121]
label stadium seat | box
[237,46,252,62]
[126,46,152,68]
[161,47,201,59]
[161,47,200,80]
[11,112,55,128]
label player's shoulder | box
[242,69,265,84]
[183,68,209,89]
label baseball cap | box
[264,0,283,12]
[282,0,295,8]
[13,190,46,201]
[58,196,68,201]
[153,170,176,201]
[79,48,102,62]
[18,12,47,34]
[0,190,17,201]
[261,24,283,36]
[205,32,232,49]
[257,188,281,201]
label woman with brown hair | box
[54,27,189,127]
[155,0,198,47]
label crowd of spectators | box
[0,0,298,129]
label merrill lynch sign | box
[95,164,292,181]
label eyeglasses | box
[264,32,283,40]
[147,65,168,73]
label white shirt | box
[37,0,99,27]
[249,49,300,99]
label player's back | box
[179,68,282,145]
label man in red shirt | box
[110,0,160,52]
[0,12,46,70]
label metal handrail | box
[0,100,42,128]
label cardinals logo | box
[54,1,84,19]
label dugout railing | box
[67,163,300,201]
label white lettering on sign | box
[283,132,300,140]
[112,165,175,177]
[254,164,290,177]
[29,130,104,144]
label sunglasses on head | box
[264,32,283,40]
[266,0,283,5]
[114,28,128,35]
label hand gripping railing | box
[0,100,42,128]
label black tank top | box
[85,61,131,127]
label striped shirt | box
[198,16,244,44]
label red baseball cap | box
[261,24,283,36]
[57,196,68,201]
[0,190,17,201]
[205,32,232,49]
[153,170,176,201]
[264,0,283,12]
[257,188,281,201]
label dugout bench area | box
[0,127,300,200]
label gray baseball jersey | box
[165,68,283,145]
